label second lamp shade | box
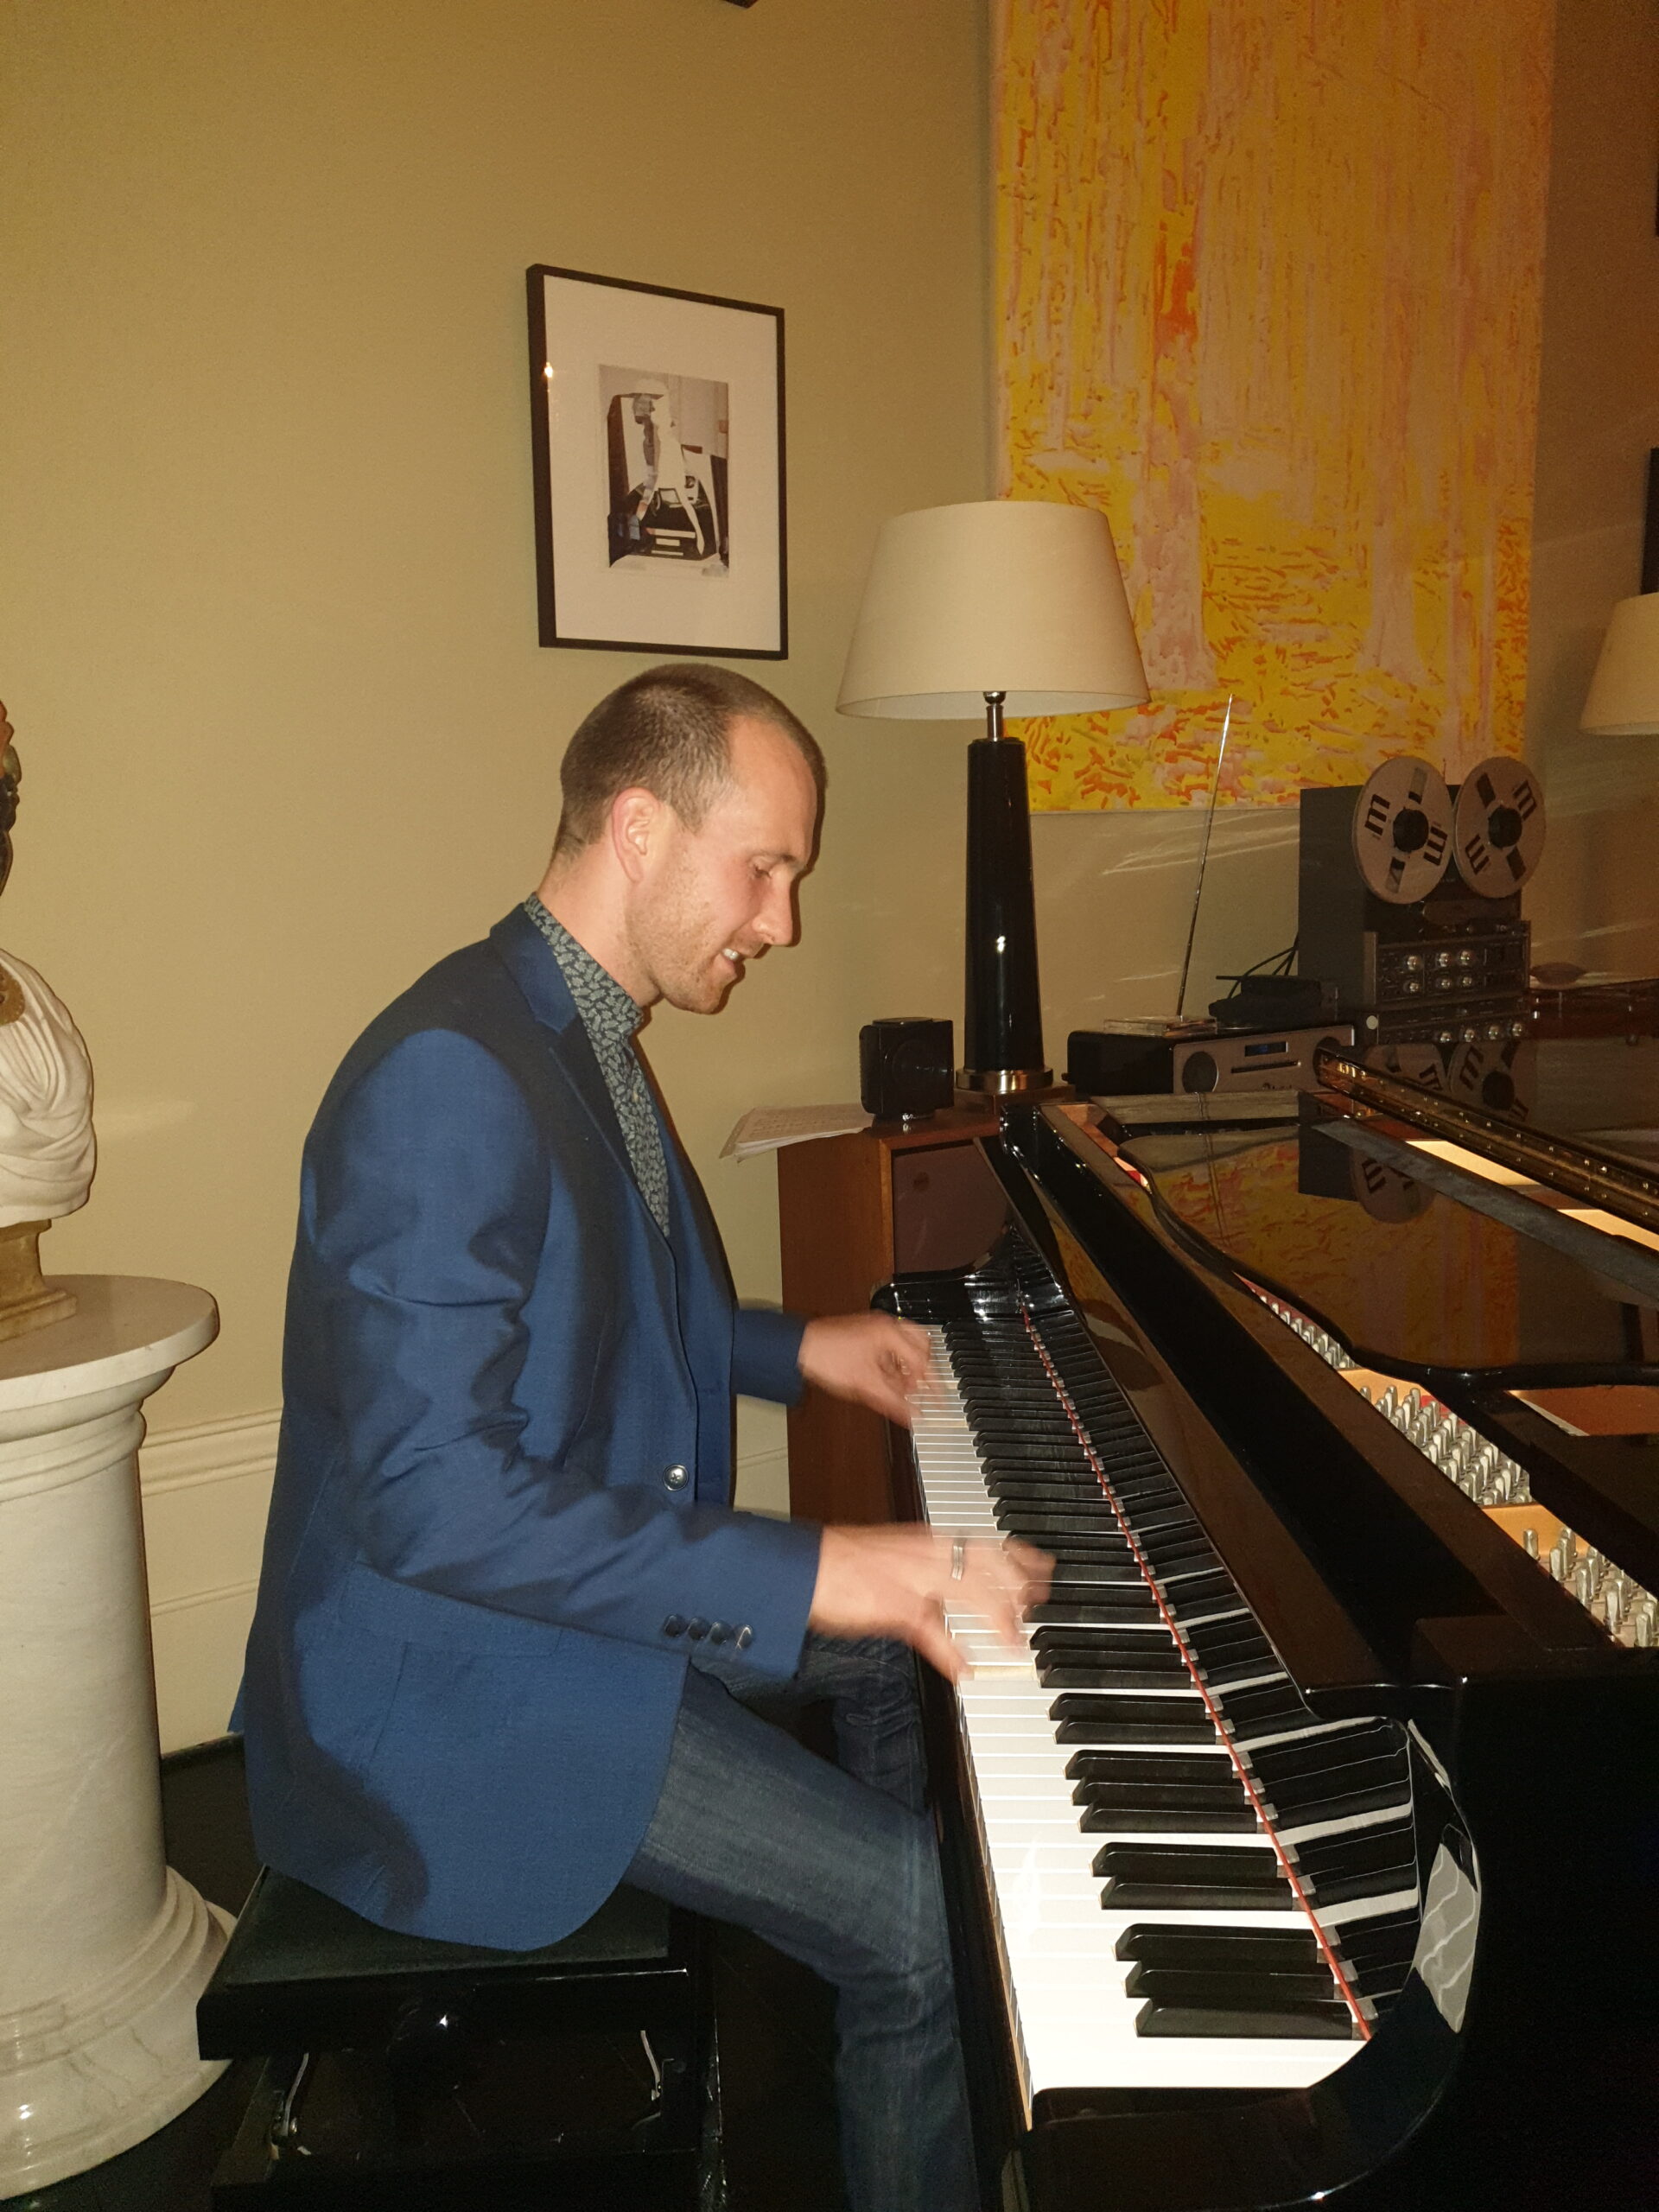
[1581,592,1659,735]
[837,499,1149,720]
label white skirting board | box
[138,1411,795,1754]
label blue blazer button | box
[664,1464,690,1491]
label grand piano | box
[857,1034,1659,2209]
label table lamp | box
[838,499,1147,1094]
[1581,591,1659,734]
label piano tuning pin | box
[1573,1559,1596,1606]
[1635,1607,1655,1649]
[1524,1526,1540,1559]
[1605,1585,1622,1637]
[1378,1385,1397,1418]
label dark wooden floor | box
[1,1739,845,2212]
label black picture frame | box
[526,264,787,658]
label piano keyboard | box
[894,1255,1423,2106]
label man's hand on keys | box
[808,1525,1054,1682]
[797,1312,938,1427]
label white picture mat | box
[538,271,782,652]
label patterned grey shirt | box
[523,895,671,1240]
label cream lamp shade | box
[837,499,1149,718]
[1581,592,1659,734]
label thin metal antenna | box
[1175,694,1234,1018]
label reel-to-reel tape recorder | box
[1298,753,1545,1027]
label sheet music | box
[721,1103,872,1159]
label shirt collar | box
[521,895,642,1046]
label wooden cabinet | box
[776,1107,997,1524]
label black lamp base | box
[960,696,1052,1094]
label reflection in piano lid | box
[877,1084,1657,2209]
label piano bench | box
[197,1868,715,2209]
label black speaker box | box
[859,1018,954,1122]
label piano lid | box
[1106,1033,1659,1392]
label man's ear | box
[609,785,663,883]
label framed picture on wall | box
[526,265,786,658]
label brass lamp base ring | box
[956,1065,1055,1097]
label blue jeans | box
[625,1634,978,2212]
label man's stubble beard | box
[627,848,734,1016]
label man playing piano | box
[236,662,1049,2212]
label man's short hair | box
[553,664,825,855]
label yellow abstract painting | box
[995,0,1554,809]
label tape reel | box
[1351,756,1454,905]
[1452,758,1547,899]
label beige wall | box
[0,0,989,1745]
[1526,0,1659,976]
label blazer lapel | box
[487,908,675,1258]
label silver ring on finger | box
[950,1535,968,1581]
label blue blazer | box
[236,906,822,1949]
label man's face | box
[626,715,819,1014]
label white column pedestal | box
[0,1275,227,2196]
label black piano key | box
[1038,1639,1175,1668]
[988,1478,1111,1503]
[1096,1841,1293,1909]
[1067,1750,1235,1789]
[1032,1629,1185,1663]
[1125,1961,1340,2007]
[1075,1776,1249,1813]
[1051,1691,1210,1734]
[1135,1998,1358,2041]
[1083,1805,1256,1834]
[1044,1559,1153,1588]
[1044,1663,1194,1692]
[1057,1712,1217,1746]
[1027,1554,1145,1582]
[1032,1618,1172,1644]
[996,1511,1122,1539]
[1079,1786,1257,1834]
[965,1423,1071,1440]
[1115,1924,1322,1972]
[1032,1594,1160,1624]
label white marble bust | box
[0,709,95,1233]
[0,949,94,1230]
